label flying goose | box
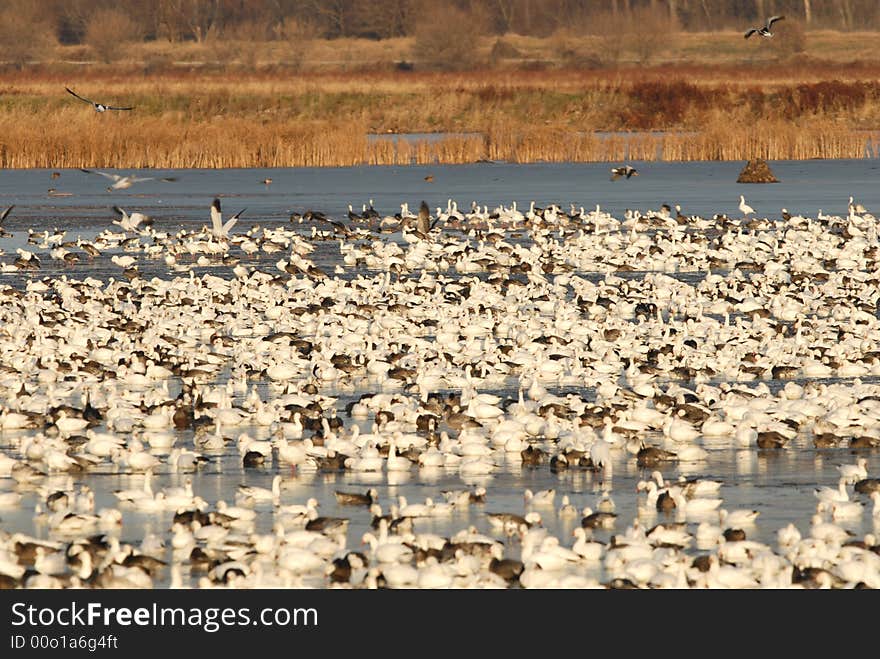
[415,200,440,237]
[66,87,134,112]
[610,165,638,181]
[80,169,177,191]
[112,206,153,233]
[744,15,784,39]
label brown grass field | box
[3,30,880,168]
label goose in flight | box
[210,198,245,240]
[112,206,153,233]
[415,200,440,236]
[66,87,134,112]
[610,165,638,181]
[80,169,177,191]
[744,15,784,39]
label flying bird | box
[415,200,441,237]
[210,198,245,240]
[80,169,177,191]
[66,87,134,112]
[610,165,639,181]
[744,16,784,39]
[112,206,153,233]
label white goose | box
[738,195,755,218]
[237,475,282,505]
[209,198,245,240]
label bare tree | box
[300,0,358,38]
[157,0,223,42]
[86,9,144,63]
[0,0,56,68]
[412,1,486,69]
[802,0,812,24]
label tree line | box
[8,0,880,45]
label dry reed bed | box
[2,71,880,167]
[0,117,872,168]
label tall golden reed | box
[0,70,878,167]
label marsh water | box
[1,159,878,587]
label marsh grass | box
[2,68,880,167]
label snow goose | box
[738,195,755,218]
[836,457,868,484]
[209,198,245,240]
[236,475,282,505]
[718,508,760,528]
[80,168,176,191]
[524,488,556,506]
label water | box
[0,160,878,588]
[3,159,878,232]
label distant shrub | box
[624,80,713,128]
[771,20,807,59]
[0,1,56,69]
[489,38,521,66]
[586,12,627,67]
[628,6,679,64]
[475,85,516,102]
[778,80,876,119]
[412,4,485,71]
[86,9,143,64]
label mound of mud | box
[737,158,779,183]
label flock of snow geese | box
[0,176,878,590]
[0,53,876,588]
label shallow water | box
[0,160,878,588]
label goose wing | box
[222,208,246,235]
[81,169,121,182]
[104,103,134,111]
[767,15,784,29]
[0,205,13,223]
[744,28,758,39]
[210,198,223,234]
[111,206,130,227]
[65,87,95,106]
[417,200,431,234]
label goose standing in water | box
[738,195,755,218]
[237,475,282,505]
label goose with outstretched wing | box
[66,87,134,112]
